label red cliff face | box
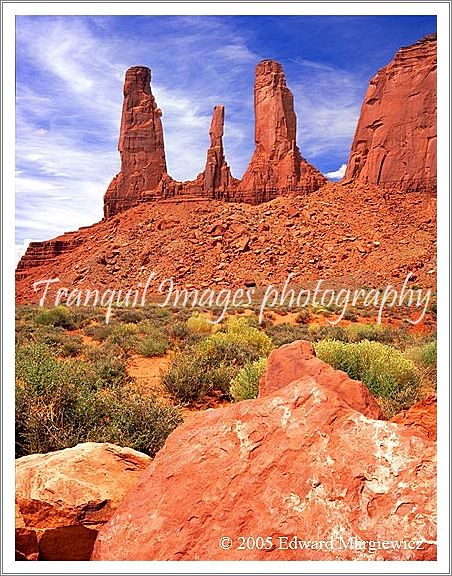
[104,67,168,218]
[238,60,326,202]
[344,34,437,192]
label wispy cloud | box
[291,58,363,160]
[15,16,262,259]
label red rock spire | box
[203,105,235,197]
[238,60,326,202]
[104,66,167,218]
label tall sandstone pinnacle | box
[238,60,326,202]
[202,105,237,198]
[344,34,437,191]
[104,66,168,218]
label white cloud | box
[15,238,32,264]
[325,163,347,179]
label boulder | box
[259,340,384,419]
[15,442,151,560]
[390,396,436,440]
[92,345,435,560]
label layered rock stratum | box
[343,34,436,191]
[92,341,436,561]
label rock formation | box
[390,395,436,440]
[343,34,437,192]
[15,442,151,560]
[202,105,237,198]
[15,232,84,276]
[238,60,326,202]
[259,340,383,418]
[104,66,168,218]
[92,342,436,561]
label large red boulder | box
[15,442,151,560]
[390,396,437,440]
[259,340,384,419]
[92,349,436,561]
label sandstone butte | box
[15,34,437,301]
[15,443,151,561]
[343,33,436,192]
[91,341,436,561]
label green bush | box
[405,340,437,368]
[315,339,420,417]
[105,323,140,353]
[137,334,170,357]
[35,306,75,330]
[186,313,216,334]
[163,318,273,403]
[230,358,267,402]
[15,342,180,457]
[83,323,112,341]
[165,320,190,341]
[345,323,396,344]
[163,352,212,403]
[264,323,310,347]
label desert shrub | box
[163,353,212,402]
[315,339,419,416]
[105,323,140,353]
[342,310,358,322]
[15,342,180,457]
[113,308,145,324]
[83,323,112,341]
[214,317,274,355]
[165,320,190,341]
[345,323,396,344]
[137,334,170,357]
[264,323,310,347]
[60,336,84,357]
[186,313,216,334]
[142,306,172,323]
[88,394,182,457]
[405,340,437,368]
[35,306,75,330]
[163,318,273,402]
[308,323,348,343]
[230,357,267,402]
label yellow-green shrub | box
[230,358,267,402]
[315,339,419,416]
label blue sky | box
[15,15,436,261]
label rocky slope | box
[92,341,436,561]
[15,181,436,303]
[343,34,436,191]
